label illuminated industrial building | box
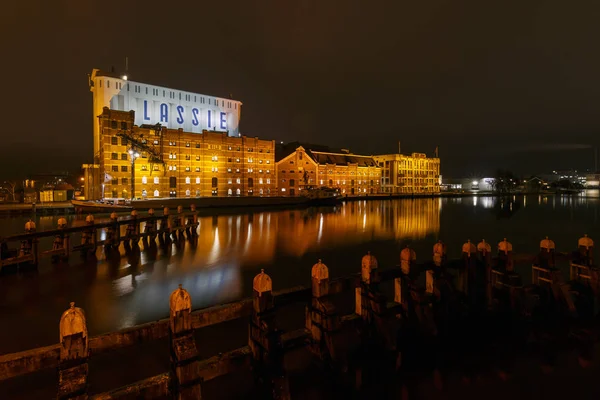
[276,143,381,196]
[96,108,275,199]
[86,68,275,199]
[373,153,441,194]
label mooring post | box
[498,238,513,272]
[58,302,89,400]
[577,234,594,267]
[539,236,556,268]
[104,212,119,253]
[159,207,171,245]
[185,204,199,239]
[79,215,95,257]
[174,205,185,242]
[357,251,378,317]
[432,240,447,268]
[306,260,343,367]
[21,220,38,267]
[52,217,69,262]
[143,209,157,248]
[124,210,138,250]
[396,247,416,307]
[169,284,202,399]
[478,239,493,307]
[459,240,476,296]
[248,270,290,399]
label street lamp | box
[128,149,140,200]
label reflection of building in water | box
[191,199,440,263]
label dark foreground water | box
[0,192,599,354]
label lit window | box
[142,176,147,184]
[154,189,159,197]
[154,177,159,184]
[266,160,270,164]
[195,177,200,184]
[185,177,190,184]
[281,188,286,192]
[259,169,263,173]
[266,170,270,174]
[259,178,263,184]
[248,158,253,163]
[236,178,241,184]
[320,180,323,185]
[228,179,233,184]
[266,179,271,184]
[248,168,253,173]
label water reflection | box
[2,195,600,354]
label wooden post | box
[144,209,157,249]
[539,236,556,268]
[58,302,89,400]
[169,284,202,399]
[498,238,513,272]
[357,251,379,317]
[185,204,199,239]
[478,239,492,307]
[432,240,447,268]
[306,260,344,367]
[459,240,476,296]
[577,234,594,266]
[248,270,290,399]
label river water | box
[0,193,599,354]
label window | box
[196,156,200,161]
[248,168,253,173]
[185,177,191,184]
[153,165,160,171]
[112,178,118,185]
[120,122,127,130]
[141,165,148,171]
[290,179,295,187]
[121,153,128,160]
[227,168,232,173]
[290,161,294,164]
[228,179,233,184]
[110,120,117,129]
[259,160,263,164]
[185,167,191,172]
[154,189,160,197]
[195,143,200,148]
[186,142,190,147]
[195,167,200,172]
[266,179,271,184]
[154,177,159,184]
[111,165,118,172]
[212,177,218,188]
[153,140,159,145]
[169,177,177,188]
[122,178,128,185]
[228,146,232,150]
[236,178,241,184]
[248,178,254,187]
[111,153,118,160]
[185,155,190,160]
[121,137,128,146]
[142,176,147,184]
[111,137,118,145]
[266,170,270,174]
[195,177,200,184]
[266,160,270,164]
[299,153,303,160]
[121,165,128,172]
[259,178,263,184]
[248,158,253,163]
[211,155,218,161]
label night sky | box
[2,0,600,179]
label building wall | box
[97,108,275,199]
[373,153,440,193]
[90,69,242,158]
[276,147,381,196]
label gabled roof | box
[276,142,377,167]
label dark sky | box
[2,0,600,178]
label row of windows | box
[99,80,238,109]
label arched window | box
[228,188,233,196]
[328,179,333,186]
[154,189,159,197]
[236,188,241,196]
[259,189,264,195]
[142,189,147,198]
[289,179,295,187]
[185,189,190,196]
[141,176,147,184]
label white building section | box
[90,68,242,157]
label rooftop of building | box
[91,68,242,104]
[276,142,377,167]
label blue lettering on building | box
[220,112,227,130]
[207,110,211,129]
[160,103,168,123]
[143,100,150,121]
[176,105,184,124]
[192,108,199,126]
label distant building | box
[96,108,276,199]
[585,173,600,188]
[441,177,494,192]
[276,143,381,196]
[372,153,441,194]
